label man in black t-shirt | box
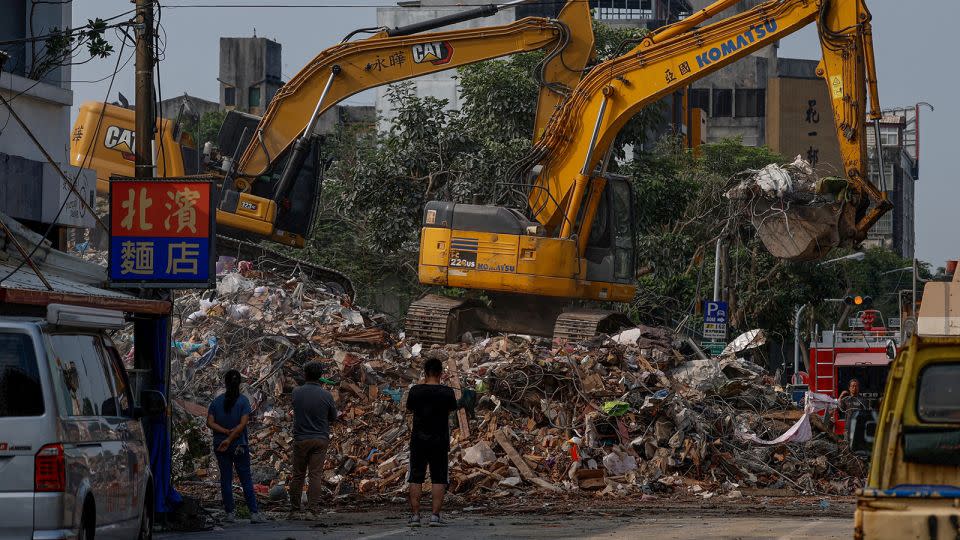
[405,357,459,527]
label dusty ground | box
[158,510,851,539]
[159,496,854,539]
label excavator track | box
[404,295,633,344]
[553,309,633,342]
[215,235,356,300]
[404,294,474,345]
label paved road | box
[158,511,851,539]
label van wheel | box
[77,504,94,540]
[138,497,154,540]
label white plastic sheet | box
[739,391,837,445]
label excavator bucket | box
[726,156,861,262]
[751,200,858,262]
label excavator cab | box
[584,174,636,286]
[409,176,637,343]
[215,110,324,243]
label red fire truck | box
[799,309,901,435]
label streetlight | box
[816,252,865,267]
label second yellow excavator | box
[71,0,595,248]
[407,0,893,343]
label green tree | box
[196,110,227,146]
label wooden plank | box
[493,428,561,492]
[446,357,470,439]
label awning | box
[0,213,170,315]
[835,352,890,367]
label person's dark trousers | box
[215,445,260,513]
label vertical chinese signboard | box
[109,177,215,288]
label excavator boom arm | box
[528,0,886,245]
[237,1,594,178]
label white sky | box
[71,0,955,268]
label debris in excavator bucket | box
[752,200,857,262]
[727,156,858,262]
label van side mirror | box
[885,340,897,360]
[136,390,167,419]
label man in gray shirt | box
[287,361,337,519]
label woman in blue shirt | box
[206,370,266,523]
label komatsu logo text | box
[695,19,777,69]
[412,41,453,65]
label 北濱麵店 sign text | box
[108,178,214,288]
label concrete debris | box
[148,265,865,509]
[722,329,766,356]
[463,441,497,466]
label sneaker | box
[223,512,236,524]
[407,514,421,527]
[429,514,446,527]
[250,512,268,524]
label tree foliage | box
[196,110,227,147]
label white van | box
[0,304,163,540]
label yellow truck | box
[855,272,960,539]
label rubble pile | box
[166,266,865,507]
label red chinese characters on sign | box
[110,182,211,237]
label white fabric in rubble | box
[217,272,255,295]
[738,391,837,445]
[726,155,818,200]
[753,163,794,197]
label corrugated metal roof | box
[0,254,133,300]
[0,213,170,314]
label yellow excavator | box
[407,0,893,342]
[71,0,595,250]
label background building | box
[219,36,283,115]
[765,58,844,176]
[862,110,919,259]
[159,93,221,123]
[0,1,96,235]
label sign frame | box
[701,341,726,356]
[703,300,728,341]
[108,176,217,289]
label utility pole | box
[135,0,155,179]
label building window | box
[712,89,733,118]
[735,89,765,118]
[249,86,261,108]
[590,0,653,20]
[868,212,893,237]
[689,88,710,116]
[224,87,236,107]
[868,125,900,147]
[868,163,895,189]
[879,126,899,146]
